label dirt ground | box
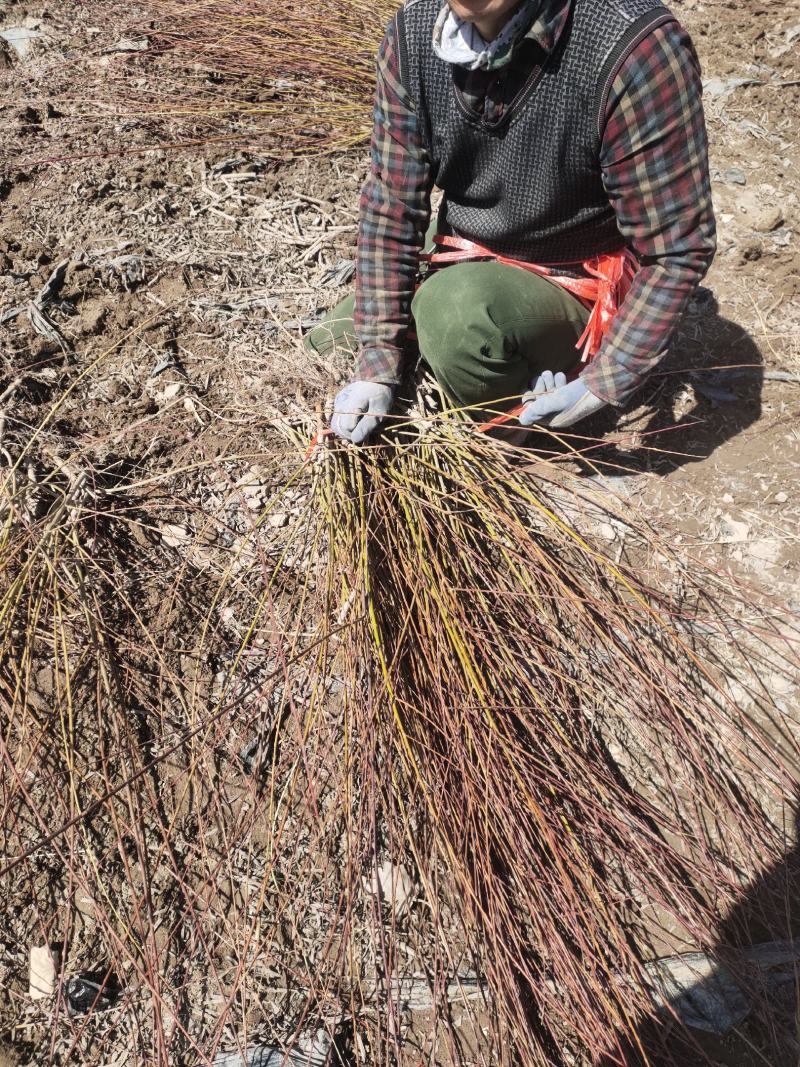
[0,0,799,1064]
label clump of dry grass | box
[2,381,797,1064]
[108,0,397,155]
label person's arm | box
[580,19,716,407]
[353,18,434,386]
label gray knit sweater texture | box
[396,0,674,262]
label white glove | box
[519,371,607,428]
[331,381,395,444]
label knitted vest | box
[396,0,675,263]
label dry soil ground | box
[0,0,799,1064]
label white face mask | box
[432,2,542,71]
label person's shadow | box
[608,793,800,1067]
[565,288,766,480]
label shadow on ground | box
[570,290,766,480]
[610,796,800,1067]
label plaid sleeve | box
[353,19,434,385]
[581,20,716,407]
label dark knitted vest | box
[396,0,675,263]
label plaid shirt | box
[353,0,716,406]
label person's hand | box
[519,371,607,429]
[331,381,395,444]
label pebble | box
[75,894,96,920]
[0,26,44,59]
[267,511,288,528]
[161,522,191,548]
[774,491,788,503]
[751,206,784,233]
[29,945,58,1000]
[65,975,117,1016]
[719,515,750,543]
[110,36,149,52]
[243,489,266,511]
[735,190,785,234]
[723,167,747,185]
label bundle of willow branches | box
[1,401,797,1065]
[290,413,798,1064]
[108,0,396,153]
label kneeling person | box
[309,0,715,442]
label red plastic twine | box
[421,234,636,364]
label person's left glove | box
[519,370,607,429]
[331,381,395,444]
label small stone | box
[774,491,788,503]
[65,975,117,1016]
[722,493,734,504]
[235,468,268,510]
[161,522,191,548]
[161,382,181,400]
[0,26,44,59]
[29,945,58,1000]
[110,36,149,52]
[75,894,95,919]
[719,515,750,543]
[751,206,784,233]
[723,167,747,185]
[267,511,288,528]
[243,489,266,510]
[771,227,793,248]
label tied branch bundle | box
[301,414,798,1064]
[1,408,797,1065]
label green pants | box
[306,258,589,415]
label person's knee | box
[306,295,357,358]
[413,266,509,372]
[413,263,586,409]
[412,264,536,410]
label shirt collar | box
[524,0,572,55]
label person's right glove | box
[331,381,395,444]
[519,370,607,429]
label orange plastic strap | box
[304,428,333,460]
[421,234,635,363]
